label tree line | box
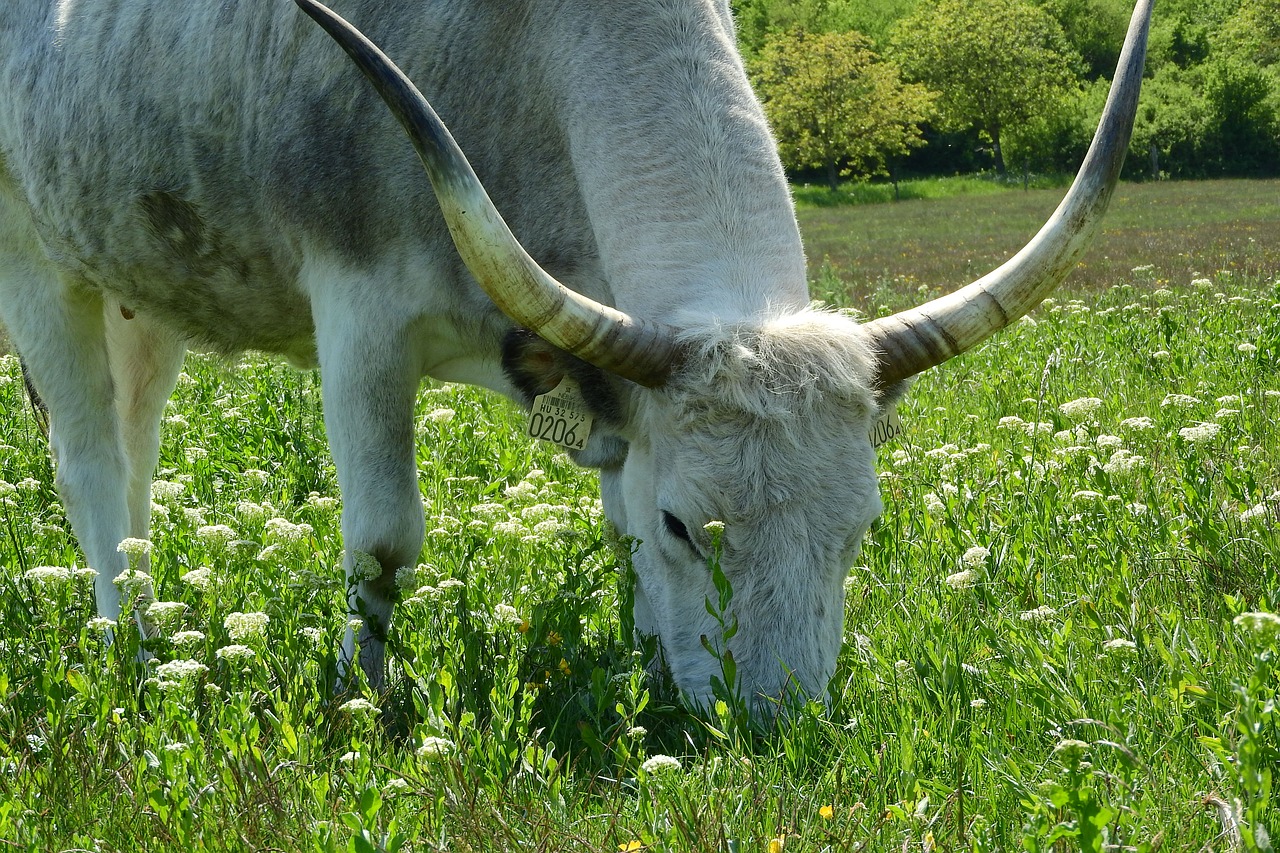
[733,0,1280,187]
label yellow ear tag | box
[869,410,903,447]
[527,377,594,452]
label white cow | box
[0,0,1150,717]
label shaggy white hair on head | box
[669,306,878,421]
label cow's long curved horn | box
[295,0,681,388]
[863,0,1153,390]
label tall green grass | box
[0,185,1277,851]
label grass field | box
[0,179,1277,851]
[799,178,1280,313]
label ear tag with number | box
[869,410,903,448]
[527,377,594,451]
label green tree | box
[1124,67,1210,178]
[1037,0,1131,78]
[730,0,917,56]
[1203,56,1279,175]
[1214,0,1280,67]
[750,29,935,189]
[890,0,1082,175]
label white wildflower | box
[470,502,505,520]
[1178,423,1220,445]
[1053,739,1090,761]
[23,566,72,589]
[151,481,186,504]
[171,630,206,648]
[350,551,382,581]
[1161,394,1201,408]
[394,565,418,593]
[235,500,270,522]
[181,566,213,590]
[223,611,269,641]
[1059,397,1103,420]
[112,569,153,597]
[215,644,257,663]
[155,659,208,683]
[116,537,153,558]
[531,517,566,539]
[264,517,312,543]
[1019,605,1058,623]
[640,754,683,775]
[146,601,188,629]
[1103,638,1136,654]
[1095,434,1122,450]
[945,569,978,590]
[494,514,524,535]
[340,698,379,716]
[504,481,537,500]
[1233,611,1280,644]
[308,495,339,513]
[416,736,455,759]
[196,524,236,546]
[1119,416,1155,431]
[492,604,523,626]
[1103,448,1145,478]
[297,626,324,646]
[1237,342,1258,354]
[425,407,456,424]
[960,546,990,568]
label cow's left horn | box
[295,0,681,388]
[863,0,1152,390]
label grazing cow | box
[0,0,1150,716]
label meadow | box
[0,178,1277,852]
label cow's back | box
[0,0,579,359]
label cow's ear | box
[502,328,631,469]
[875,378,912,412]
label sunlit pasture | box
[0,183,1277,852]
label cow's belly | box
[2,176,317,363]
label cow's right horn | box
[863,0,1152,390]
[296,0,681,389]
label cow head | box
[296,0,1150,717]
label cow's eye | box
[661,511,693,546]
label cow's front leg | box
[314,302,425,690]
[0,272,138,625]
